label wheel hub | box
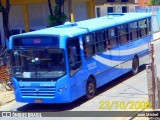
[88,83,94,93]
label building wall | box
[9,5,24,29]
[9,1,88,31]
[138,0,150,6]
[95,0,137,17]
[74,1,88,21]
[9,4,49,30]
[28,3,48,28]
[96,0,137,5]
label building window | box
[96,7,101,17]
[107,0,115,2]
[107,7,114,13]
[121,0,128,2]
[122,6,127,13]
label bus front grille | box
[20,87,56,97]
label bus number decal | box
[87,62,97,70]
[19,82,31,87]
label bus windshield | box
[10,49,66,79]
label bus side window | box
[129,22,138,41]
[146,19,151,35]
[83,34,95,59]
[13,50,22,66]
[67,38,82,75]
[107,28,118,49]
[138,19,147,38]
[95,30,106,52]
[118,24,129,45]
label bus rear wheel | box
[86,77,96,99]
[132,57,139,75]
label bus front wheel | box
[86,77,97,99]
[132,57,139,75]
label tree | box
[148,0,160,5]
[0,0,10,43]
[47,0,53,16]
[48,0,67,27]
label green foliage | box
[148,0,160,5]
[48,5,67,27]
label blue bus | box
[8,13,152,103]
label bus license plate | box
[34,99,43,103]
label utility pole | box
[151,42,155,110]
[68,0,74,22]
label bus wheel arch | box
[132,55,139,75]
[86,75,97,100]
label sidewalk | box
[125,31,160,119]
[153,31,160,41]
[0,91,15,106]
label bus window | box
[67,37,82,75]
[146,19,151,35]
[138,19,148,37]
[83,34,95,59]
[10,49,66,78]
[107,28,118,49]
[12,50,21,66]
[95,30,106,53]
[118,24,129,45]
[129,22,138,41]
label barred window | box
[107,28,118,49]
[67,37,82,75]
[138,20,147,37]
[83,34,95,59]
[129,22,138,41]
[118,24,129,45]
[95,30,106,52]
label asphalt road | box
[1,40,160,120]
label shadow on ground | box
[17,65,146,112]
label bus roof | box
[11,13,151,38]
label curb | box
[154,38,160,41]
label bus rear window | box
[12,36,59,47]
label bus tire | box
[86,77,97,99]
[132,56,139,75]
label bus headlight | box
[58,86,67,94]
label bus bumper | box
[14,89,71,104]
[12,78,71,103]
